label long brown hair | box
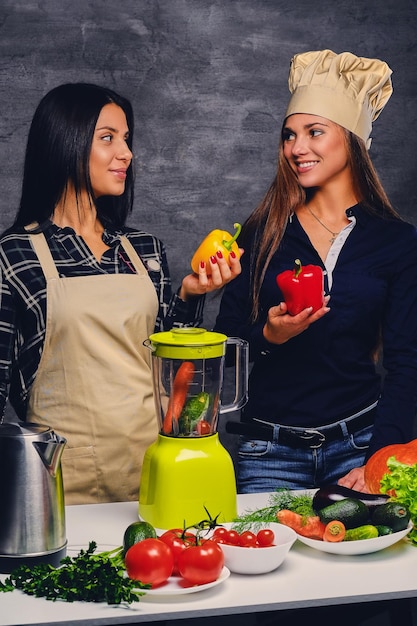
[241,126,400,322]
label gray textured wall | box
[1,0,416,447]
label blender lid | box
[148,328,228,359]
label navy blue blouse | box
[215,204,417,458]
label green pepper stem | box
[293,259,302,278]
[222,223,241,251]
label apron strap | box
[28,232,60,280]
[120,236,149,277]
[26,226,147,280]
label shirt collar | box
[44,219,123,246]
[289,202,367,224]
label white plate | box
[296,521,413,555]
[141,566,230,596]
[67,545,230,596]
[66,544,120,557]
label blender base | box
[139,433,237,529]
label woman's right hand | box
[263,296,330,345]
[179,248,243,300]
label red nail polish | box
[210,255,217,264]
[216,250,223,259]
[230,251,236,259]
[200,261,205,269]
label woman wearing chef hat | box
[216,50,417,493]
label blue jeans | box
[237,420,373,493]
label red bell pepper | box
[276,259,324,316]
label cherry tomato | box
[125,538,174,586]
[213,527,229,540]
[159,529,196,575]
[239,531,258,547]
[211,527,229,545]
[224,529,240,545]
[197,420,211,435]
[256,529,275,547]
[211,535,227,544]
[177,539,224,585]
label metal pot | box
[0,422,67,573]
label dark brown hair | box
[15,83,135,229]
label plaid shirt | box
[0,221,204,419]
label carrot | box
[276,509,326,539]
[162,361,195,434]
[323,520,346,543]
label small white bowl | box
[215,522,297,575]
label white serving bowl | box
[215,522,297,575]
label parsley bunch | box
[0,541,149,604]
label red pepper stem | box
[222,223,241,251]
[293,259,303,278]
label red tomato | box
[212,527,229,540]
[125,538,174,586]
[239,531,258,547]
[211,535,227,544]
[159,529,196,575]
[211,527,229,545]
[197,420,211,435]
[177,539,224,585]
[164,528,196,541]
[224,529,240,545]
[256,529,275,547]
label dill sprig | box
[231,489,315,533]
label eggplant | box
[312,484,389,514]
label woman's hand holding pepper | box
[263,296,330,345]
[179,249,243,300]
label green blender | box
[139,328,248,529]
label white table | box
[1,492,417,626]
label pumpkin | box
[364,439,417,494]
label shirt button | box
[147,260,160,271]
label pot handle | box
[219,337,249,415]
[143,338,155,352]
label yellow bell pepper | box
[191,223,241,274]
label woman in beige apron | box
[0,83,241,505]
[27,233,159,504]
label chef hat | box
[285,49,393,147]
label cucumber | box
[318,498,370,529]
[178,392,210,434]
[123,521,157,555]
[375,525,393,536]
[371,502,411,532]
[344,525,379,541]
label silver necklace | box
[307,206,340,244]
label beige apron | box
[26,232,159,505]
